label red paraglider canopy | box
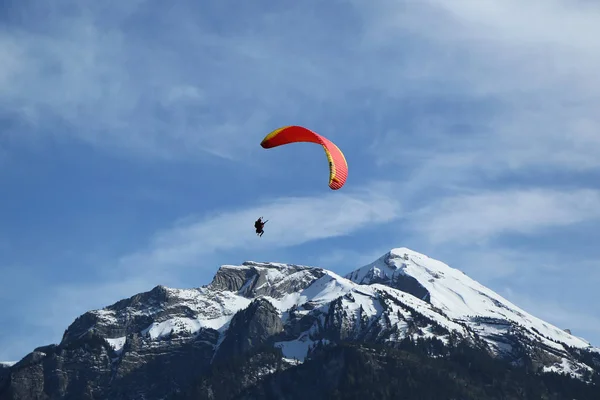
[260,125,348,190]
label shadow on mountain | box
[175,337,600,400]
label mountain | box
[0,365,13,382]
[346,248,597,372]
[1,247,599,400]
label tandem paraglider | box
[254,217,267,237]
[254,125,348,237]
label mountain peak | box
[389,246,428,258]
[345,247,433,302]
[347,247,593,352]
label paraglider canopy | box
[260,125,348,190]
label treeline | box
[173,337,600,400]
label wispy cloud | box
[0,0,394,163]
[359,0,600,99]
[409,188,600,245]
[117,182,402,273]
[0,1,325,161]
[356,0,600,191]
[4,0,600,170]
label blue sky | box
[1,0,600,361]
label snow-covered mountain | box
[1,247,599,400]
[346,248,596,374]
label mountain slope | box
[1,247,598,400]
[223,343,600,400]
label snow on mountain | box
[0,362,16,368]
[347,248,591,347]
[346,248,598,376]
[53,249,600,379]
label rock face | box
[214,298,284,362]
[210,262,325,297]
[1,248,599,400]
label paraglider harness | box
[254,217,267,237]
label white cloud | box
[3,0,599,173]
[411,188,600,245]
[426,0,600,53]
[356,0,600,187]
[117,182,402,273]
[0,2,312,161]
[360,0,600,90]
